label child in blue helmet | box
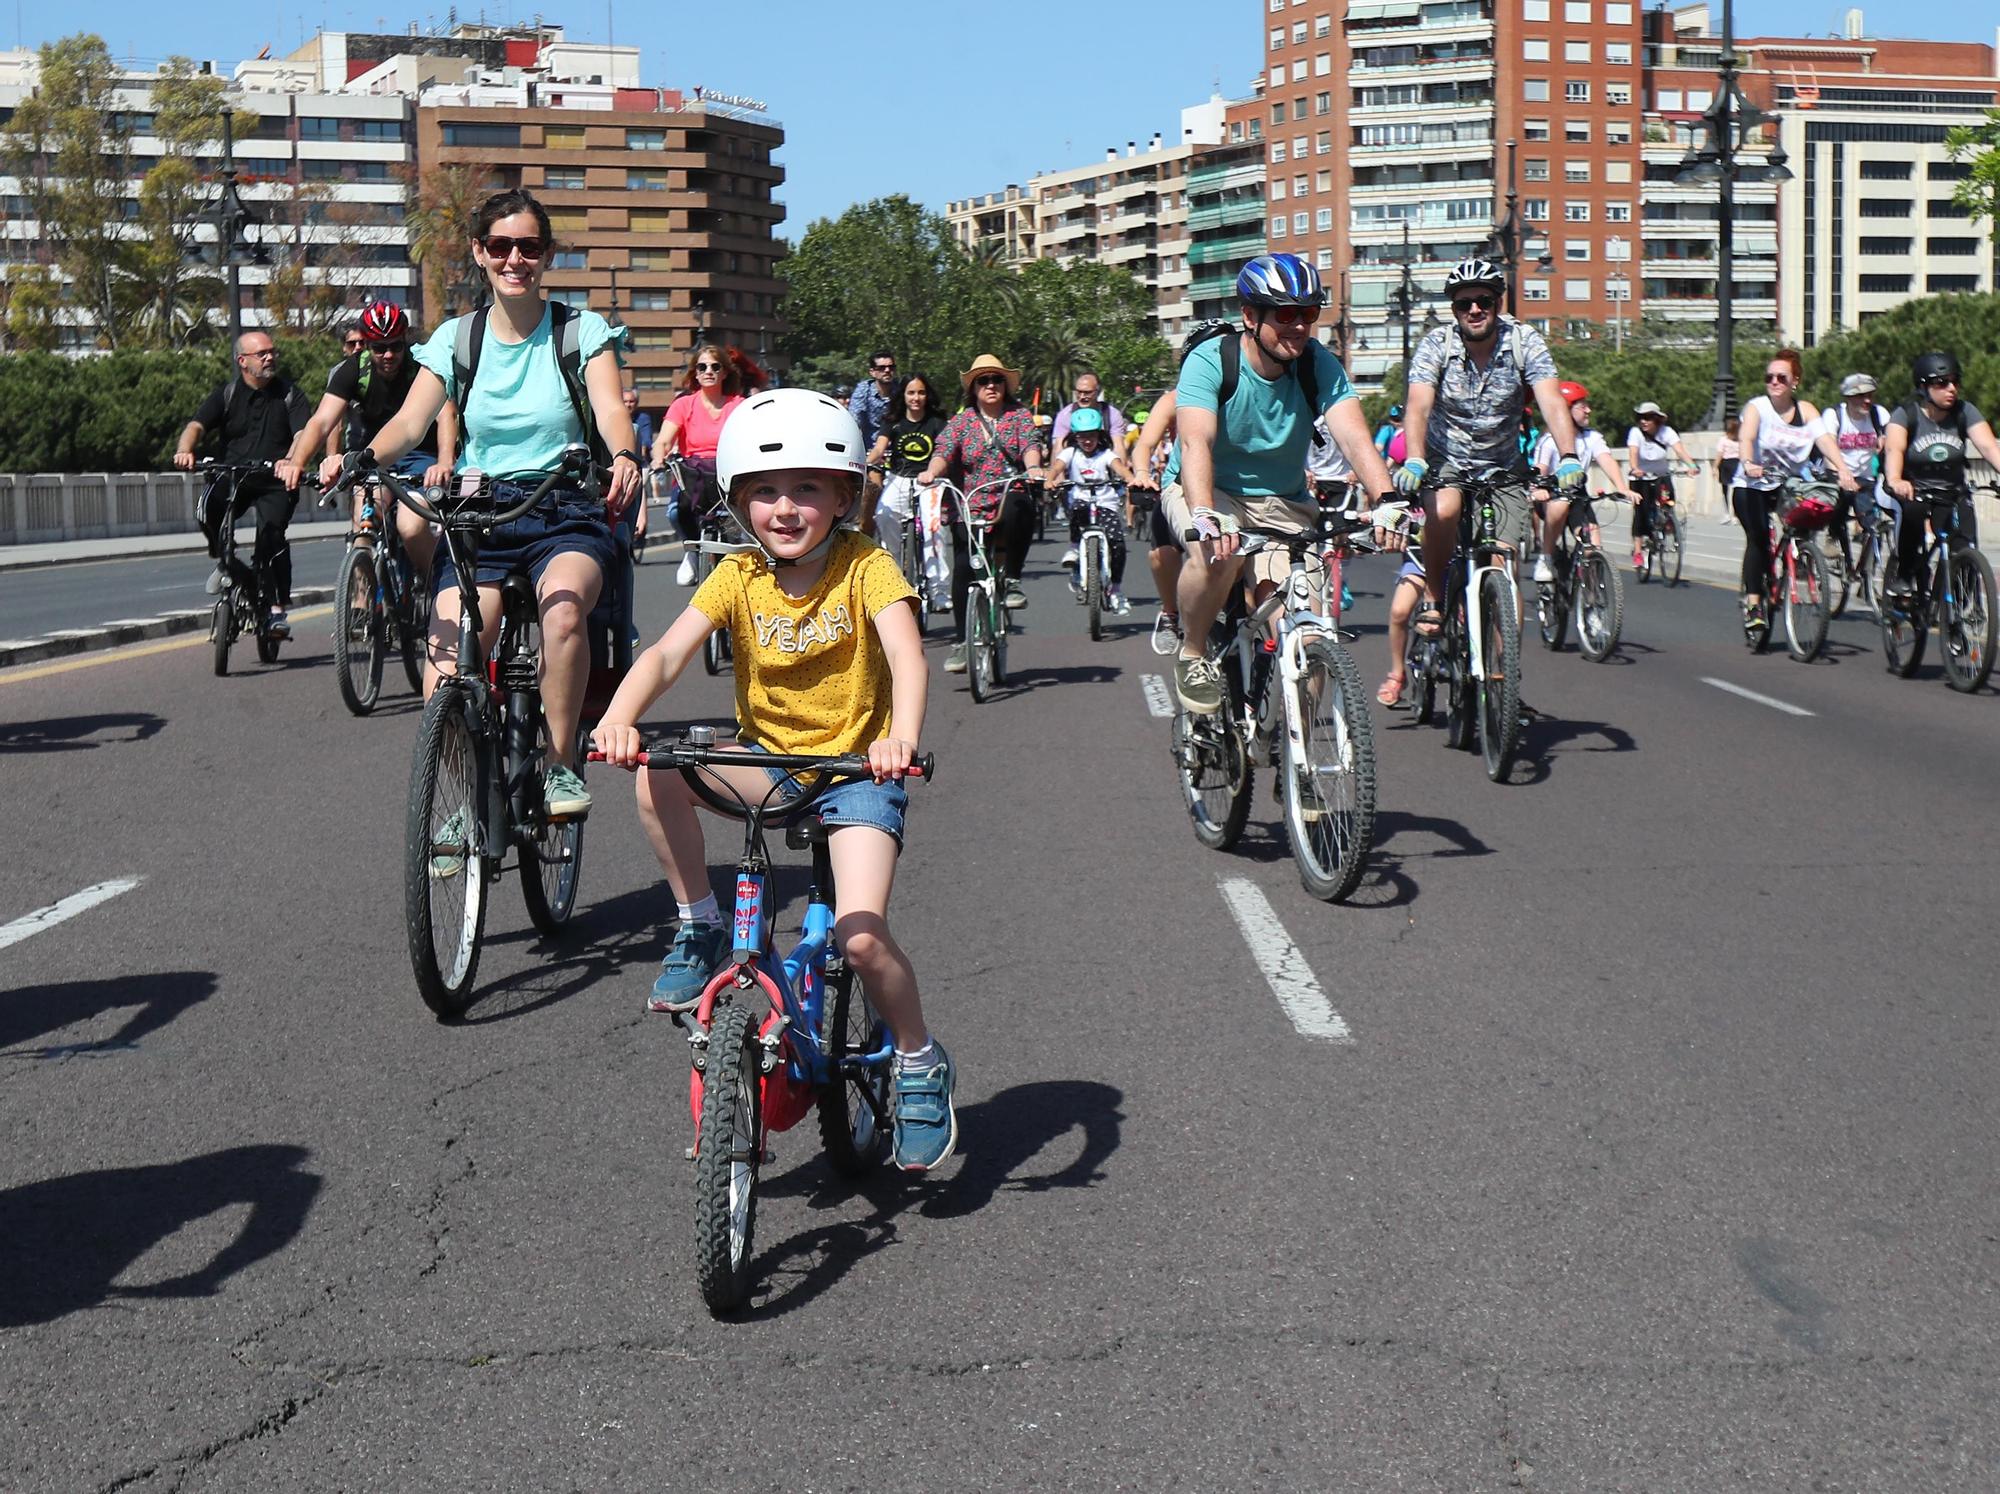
[1055,406,1134,613]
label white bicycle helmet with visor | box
[714,388,868,568]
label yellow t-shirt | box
[690,530,917,756]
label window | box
[1563,277,1591,301]
[547,288,590,310]
[1272,142,1288,162]
[1269,67,1283,89]
[1270,26,1285,48]
[1525,197,1550,221]
[1604,237,1630,261]
[443,122,520,148]
[1295,135,1309,157]
[1656,88,1683,110]
[1565,119,1590,142]
[544,125,586,150]
[1292,60,1307,80]
[1524,119,1550,142]
[1606,120,1632,145]
[629,208,673,232]
[1564,239,1590,260]
[1565,41,1591,62]
[1293,211,1309,234]
[543,166,585,189]
[1316,131,1332,154]
[1295,95,1308,117]
[1271,216,1288,238]
[628,291,672,311]
[354,119,403,142]
[1564,202,1591,222]
[1605,160,1632,183]
[1524,0,1548,14]
[1316,170,1331,191]
[1929,160,1972,181]
[1523,280,1551,301]
[1860,160,1911,180]
[1564,160,1590,183]
[548,249,587,270]
[1928,237,1977,255]
[627,169,669,190]
[1315,53,1331,75]
[1565,81,1590,102]
[1928,274,1979,292]
[1524,158,1550,181]
[1316,208,1333,231]
[1249,119,1262,139]
[1607,82,1632,106]
[1927,199,1971,218]
[1606,201,1631,222]
[1858,273,1911,293]
[1605,1,1631,19]
[1859,236,1912,254]
[1687,90,1713,110]
[1273,102,1287,124]
[1525,79,1550,102]
[1858,198,1910,217]
[1316,248,1334,269]
[1315,13,1330,35]
[1292,20,1308,42]
[625,128,666,150]
[1565,0,1589,16]
[1315,92,1331,114]
[1294,173,1309,195]
[1600,41,1631,65]
[1524,39,1549,60]
[1272,178,1288,200]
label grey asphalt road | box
[0,538,349,638]
[3,527,1997,1491]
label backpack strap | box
[1218,332,1241,410]
[222,375,248,432]
[452,306,488,413]
[550,301,611,467]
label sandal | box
[1413,605,1444,638]
[1377,671,1406,707]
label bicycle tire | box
[405,685,488,1020]
[399,565,430,694]
[1537,575,1569,651]
[1444,591,1476,752]
[1783,539,1830,663]
[1824,533,1852,619]
[1662,512,1685,586]
[1478,569,1521,782]
[694,999,763,1314]
[210,596,232,677]
[966,593,992,703]
[1574,548,1624,662]
[1085,536,1103,642]
[1411,639,1438,725]
[1940,545,1996,693]
[1285,637,1376,902]
[991,602,1008,686]
[518,724,585,935]
[816,963,890,1177]
[1877,557,1927,676]
[256,630,282,664]
[334,546,384,715]
[1173,699,1253,850]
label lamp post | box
[209,108,268,344]
[1395,219,1415,373]
[1488,138,1521,318]
[1332,265,1353,363]
[1674,0,1790,428]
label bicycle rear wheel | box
[399,566,430,694]
[334,546,384,715]
[1285,637,1376,902]
[1782,540,1830,663]
[1410,638,1438,725]
[1877,557,1927,676]
[406,685,488,1019]
[816,963,890,1177]
[1823,533,1852,619]
[1940,545,1996,693]
[1478,570,1521,782]
[1661,512,1685,586]
[1537,573,1569,651]
[1573,548,1623,662]
[694,999,763,1314]
[210,595,233,677]
[1444,593,1476,752]
[966,592,993,703]
[1173,644,1253,849]
[519,724,585,935]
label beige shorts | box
[1161,479,1320,590]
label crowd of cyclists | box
[169,188,1999,1181]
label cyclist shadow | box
[1509,717,1637,787]
[0,970,216,1058]
[0,712,166,753]
[994,664,1124,695]
[463,884,684,1024]
[748,1079,1126,1319]
[1344,809,1494,909]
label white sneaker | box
[1531,555,1555,583]
[205,565,227,596]
[675,551,697,586]
[1061,548,1078,565]
[1109,588,1131,614]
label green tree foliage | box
[3,266,63,353]
[1945,109,2000,241]
[1800,291,2000,416]
[779,196,1171,411]
[404,160,493,318]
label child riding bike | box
[1054,407,1134,614]
[591,389,954,1173]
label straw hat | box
[960,353,1022,396]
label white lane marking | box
[1216,877,1354,1044]
[1139,673,1175,717]
[1700,677,1815,718]
[0,877,143,953]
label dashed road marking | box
[1216,877,1354,1044]
[1700,676,1815,717]
[0,877,144,953]
[1139,673,1175,717]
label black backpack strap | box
[452,306,488,412]
[1298,346,1319,419]
[222,375,247,432]
[550,301,611,466]
[1218,332,1240,410]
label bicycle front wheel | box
[694,999,763,1314]
[1877,557,1927,676]
[1940,545,1996,693]
[406,685,488,1019]
[1085,537,1104,642]
[518,725,585,935]
[1537,575,1569,652]
[1661,512,1685,586]
[1477,570,1521,782]
[1783,540,1830,663]
[334,546,384,715]
[1823,533,1852,619]
[816,964,890,1177]
[1573,548,1624,662]
[966,592,993,703]
[210,595,233,677]
[1285,637,1376,902]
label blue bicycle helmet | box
[1236,253,1325,309]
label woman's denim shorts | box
[749,744,909,848]
[433,481,618,594]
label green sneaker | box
[429,808,470,878]
[1173,653,1223,715]
[943,643,968,674]
[543,763,591,819]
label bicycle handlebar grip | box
[586,749,650,766]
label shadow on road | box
[461,883,670,1025]
[0,1144,322,1327]
[1344,809,1495,909]
[0,970,216,1057]
[1507,716,1637,787]
[747,1079,1125,1318]
[0,712,166,754]
[995,663,1124,695]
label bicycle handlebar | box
[339,445,594,529]
[588,744,933,781]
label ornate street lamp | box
[207,108,269,345]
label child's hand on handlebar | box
[867,736,918,783]
[590,721,645,768]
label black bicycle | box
[1878,482,1998,693]
[665,454,737,677]
[1630,472,1685,587]
[1535,490,1623,662]
[338,447,633,1018]
[869,462,936,631]
[196,459,295,677]
[326,475,430,714]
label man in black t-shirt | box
[277,300,455,575]
[175,329,313,633]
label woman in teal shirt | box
[361,189,642,818]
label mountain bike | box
[936,474,1023,703]
[1535,490,1623,662]
[595,728,934,1314]
[1629,471,1685,586]
[1428,476,1524,782]
[196,460,295,677]
[1878,482,1998,693]
[1823,495,1889,618]
[340,448,631,1019]
[1745,478,1839,662]
[1170,499,1399,902]
[1053,478,1124,642]
[326,475,430,714]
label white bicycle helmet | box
[714,387,868,567]
[1443,258,1506,295]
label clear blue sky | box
[41,1,2000,237]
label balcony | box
[1189,160,1265,195]
[1185,199,1266,234]
[1351,93,1495,118]
[1189,231,1268,267]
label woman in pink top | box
[652,342,745,584]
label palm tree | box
[404,161,492,320]
[1021,327,1095,403]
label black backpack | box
[1179,324,1325,449]
[449,301,609,468]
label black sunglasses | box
[1451,294,1497,313]
[973,375,1007,388]
[480,234,548,261]
[1922,375,1958,388]
[694,360,724,372]
[872,362,896,372]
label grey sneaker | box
[1002,582,1028,610]
[429,808,471,878]
[1150,611,1181,656]
[892,1042,958,1172]
[205,565,228,596]
[543,763,591,818]
[1173,653,1223,715]
[648,921,730,1013]
[943,643,968,674]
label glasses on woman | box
[479,234,548,261]
[694,361,723,373]
[1764,372,1791,385]
[1922,375,1958,389]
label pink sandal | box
[1377,671,1406,707]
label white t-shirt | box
[1811,401,1886,485]
[1741,394,1818,490]
[1306,413,1353,482]
[1533,428,1609,476]
[1625,423,1682,476]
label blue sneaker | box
[647,922,729,1014]
[892,1042,958,1171]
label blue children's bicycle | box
[595,727,935,1314]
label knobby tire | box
[694,999,763,1314]
[405,685,488,1019]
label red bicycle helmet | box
[1557,380,1590,406]
[357,300,410,345]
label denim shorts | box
[750,744,909,848]
[432,482,618,594]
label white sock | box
[677,893,720,926]
[895,1039,937,1070]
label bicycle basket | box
[1781,492,1837,532]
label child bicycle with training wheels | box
[591,389,954,1174]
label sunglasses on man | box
[1452,294,1497,314]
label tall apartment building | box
[1188,98,1272,325]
